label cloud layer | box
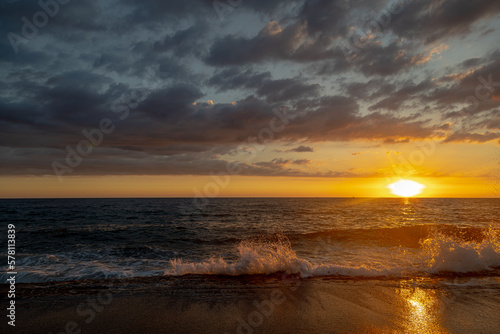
[0,0,499,177]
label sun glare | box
[388,180,425,197]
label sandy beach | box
[2,274,499,334]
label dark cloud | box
[120,0,213,24]
[0,80,447,176]
[442,132,500,144]
[368,80,433,111]
[256,158,291,167]
[255,157,309,167]
[298,0,350,35]
[152,22,208,57]
[204,22,305,66]
[256,78,320,103]
[0,146,348,178]
[241,0,299,14]
[204,20,340,66]
[92,53,130,73]
[389,0,500,44]
[425,56,500,117]
[207,68,319,102]
[288,145,314,152]
[383,138,410,144]
[292,158,310,165]
[207,68,272,92]
[0,0,498,179]
[137,84,204,120]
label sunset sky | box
[1,0,500,198]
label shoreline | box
[1,274,499,333]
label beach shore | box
[2,274,499,334]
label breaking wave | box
[166,229,500,278]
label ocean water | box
[1,198,499,283]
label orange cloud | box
[411,43,449,65]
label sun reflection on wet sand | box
[398,284,450,334]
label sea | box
[1,197,499,284]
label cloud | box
[388,0,500,44]
[298,0,350,35]
[256,78,320,103]
[292,158,310,165]
[152,22,208,57]
[207,68,272,92]
[0,0,499,179]
[288,145,314,152]
[442,131,500,143]
[410,43,449,65]
[207,69,320,102]
[383,138,410,144]
[204,19,340,66]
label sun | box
[388,180,425,197]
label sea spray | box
[422,228,500,274]
[167,229,500,278]
[167,234,310,276]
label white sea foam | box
[422,229,500,273]
[166,230,500,277]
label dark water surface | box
[1,198,499,283]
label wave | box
[0,246,177,283]
[422,230,500,273]
[166,229,500,278]
[5,227,500,283]
[293,224,490,248]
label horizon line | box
[1,196,499,200]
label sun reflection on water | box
[398,284,449,334]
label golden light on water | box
[399,286,443,334]
[388,180,425,197]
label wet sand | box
[1,275,500,334]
